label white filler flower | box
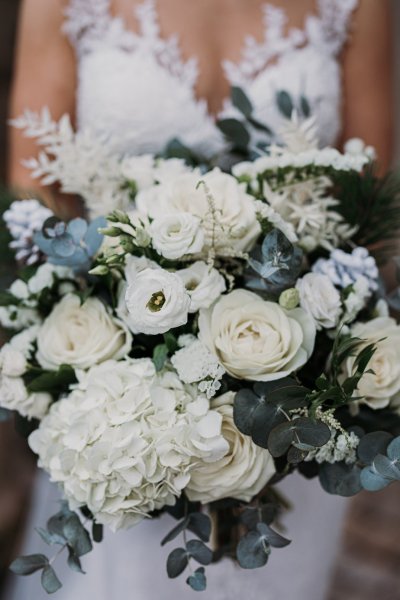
[186,392,276,502]
[124,268,191,335]
[29,359,229,531]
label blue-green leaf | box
[187,567,207,592]
[186,540,213,566]
[166,548,189,578]
[41,565,62,594]
[10,554,48,576]
[236,531,270,569]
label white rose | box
[0,345,27,376]
[28,264,74,295]
[342,317,400,409]
[177,261,226,312]
[136,168,260,254]
[296,273,342,330]
[186,392,275,503]
[123,268,190,335]
[36,294,132,370]
[150,213,204,260]
[0,375,50,420]
[199,289,316,381]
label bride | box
[6,1,393,599]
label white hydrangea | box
[0,305,41,331]
[29,359,229,531]
[312,247,379,292]
[171,337,225,399]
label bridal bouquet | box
[2,104,400,594]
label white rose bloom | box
[186,392,276,503]
[28,264,74,295]
[342,317,400,409]
[29,359,229,531]
[199,289,316,381]
[296,273,342,330]
[36,294,132,370]
[177,261,226,312]
[136,168,260,254]
[0,375,51,420]
[150,213,204,260]
[0,345,27,376]
[124,268,190,335]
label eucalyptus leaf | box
[0,407,11,422]
[188,513,211,543]
[294,418,331,448]
[236,530,270,569]
[67,548,85,574]
[357,431,393,464]
[319,462,362,497]
[92,522,103,543]
[166,548,189,578]
[372,454,400,480]
[152,344,169,372]
[217,119,250,150]
[231,86,253,118]
[10,554,49,576]
[62,514,92,557]
[161,517,190,546]
[41,565,62,594]
[300,95,311,118]
[267,421,295,457]
[386,436,400,461]
[276,91,293,118]
[256,523,290,549]
[360,466,389,491]
[186,540,213,566]
[187,567,207,592]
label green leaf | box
[294,418,331,448]
[372,454,400,480]
[152,344,169,372]
[276,91,293,118]
[0,291,18,306]
[240,505,276,530]
[300,95,311,118]
[67,548,85,574]
[35,527,63,547]
[62,514,93,557]
[267,421,296,457]
[188,513,211,543]
[92,522,103,543]
[236,530,270,569]
[247,116,273,135]
[161,518,190,546]
[231,86,253,118]
[387,436,400,461]
[166,548,189,578]
[0,407,11,422]
[357,431,393,464]
[187,567,207,592]
[217,119,250,150]
[41,565,62,594]
[360,466,389,491]
[26,364,77,394]
[186,540,213,566]
[256,523,290,549]
[10,554,49,576]
[163,332,178,353]
[319,462,362,497]
[287,445,308,464]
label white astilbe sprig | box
[302,408,359,465]
[10,108,130,218]
[278,112,319,154]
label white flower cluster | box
[0,330,51,420]
[313,247,379,292]
[259,178,355,252]
[11,109,192,219]
[0,264,74,331]
[307,430,359,465]
[29,359,229,531]
[171,336,225,399]
[253,200,298,243]
[3,199,53,265]
[296,273,342,330]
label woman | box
[5,1,393,599]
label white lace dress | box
[6,1,358,598]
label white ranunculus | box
[36,294,132,370]
[186,392,275,503]
[28,264,74,295]
[342,317,400,409]
[123,268,190,335]
[0,375,51,420]
[136,168,260,254]
[29,359,228,531]
[150,213,204,260]
[199,289,316,381]
[0,345,27,376]
[296,273,342,330]
[177,261,226,312]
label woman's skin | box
[9,0,393,196]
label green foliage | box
[333,165,400,265]
[236,523,290,569]
[319,462,362,497]
[25,364,77,396]
[187,567,207,592]
[359,434,400,491]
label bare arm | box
[8,0,77,214]
[341,0,393,172]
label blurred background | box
[0,2,400,599]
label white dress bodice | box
[64,0,358,157]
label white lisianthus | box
[149,213,204,260]
[177,261,226,312]
[342,317,400,409]
[136,168,260,254]
[27,264,74,295]
[199,289,316,381]
[0,345,27,377]
[0,375,51,420]
[29,359,229,531]
[124,268,190,335]
[36,294,132,370]
[186,392,275,502]
[296,273,342,330]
